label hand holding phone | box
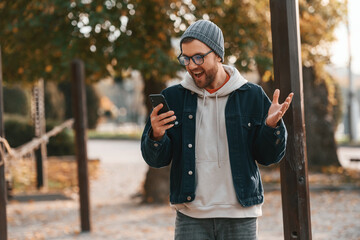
[149,94,172,115]
[149,94,176,141]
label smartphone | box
[149,94,175,124]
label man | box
[141,20,293,240]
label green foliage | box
[3,85,29,116]
[0,0,346,85]
[4,115,34,148]
[0,0,180,85]
[45,121,75,156]
[4,115,74,156]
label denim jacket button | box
[248,122,251,127]
[188,144,193,148]
[188,170,193,175]
[154,143,159,147]
[187,196,192,201]
[276,130,281,135]
[188,114,193,119]
[174,121,179,125]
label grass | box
[87,129,142,140]
[336,136,360,147]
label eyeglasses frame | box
[177,50,214,66]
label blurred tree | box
[3,85,29,116]
[0,0,180,119]
[0,1,108,83]
[303,66,343,168]
[45,81,65,121]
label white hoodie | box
[173,65,262,218]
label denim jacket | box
[141,82,287,207]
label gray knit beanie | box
[180,20,225,62]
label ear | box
[215,54,222,62]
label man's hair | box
[181,37,195,44]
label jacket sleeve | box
[140,117,173,168]
[253,89,288,166]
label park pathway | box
[6,139,360,239]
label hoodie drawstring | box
[215,93,221,168]
[195,90,207,160]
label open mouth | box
[193,71,204,79]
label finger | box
[154,120,175,135]
[272,89,280,104]
[151,103,163,117]
[161,115,177,125]
[158,110,175,121]
[164,123,175,130]
[280,102,289,116]
[285,93,294,104]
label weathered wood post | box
[0,46,8,240]
[269,0,312,239]
[32,78,47,189]
[71,59,91,231]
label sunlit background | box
[0,1,359,239]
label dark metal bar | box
[0,46,8,240]
[35,147,44,188]
[269,0,312,239]
[70,59,91,232]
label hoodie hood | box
[180,65,248,97]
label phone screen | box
[149,94,175,124]
[149,94,171,114]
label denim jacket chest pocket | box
[240,116,262,142]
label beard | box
[190,64,218,89]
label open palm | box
[266,89,294,128]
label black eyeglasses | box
[177,50,213,66]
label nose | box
[187,58,198,70]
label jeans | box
[175,211,258,240]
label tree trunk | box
[302,66,341,168]
[141,74,170,204]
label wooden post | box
[0,46,8,240]
[71,59,91,232]
[32,79,47,189]
[269,0,312,239]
